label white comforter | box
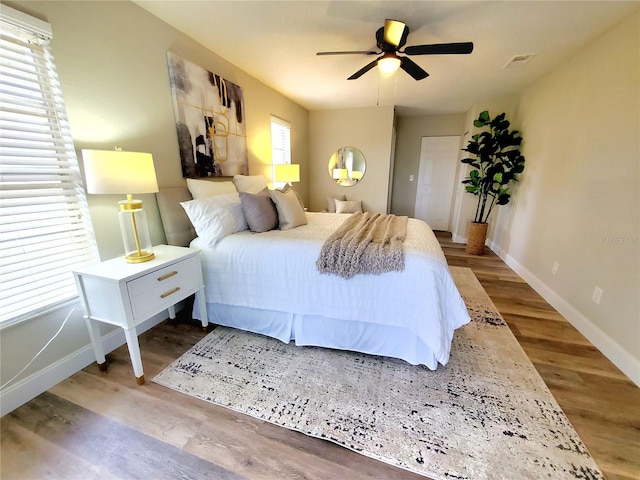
[191,212,470,367]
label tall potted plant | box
[461,111,525,254]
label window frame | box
[0,4,99,328]
[270,115,291,189]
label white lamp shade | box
[333,168,348,180]
[274,163,300,183]
[82,149,159,195]
[351,170,363,180]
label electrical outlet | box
[592,286,603,304]
[552,261,559,276]
[409,174,414,182]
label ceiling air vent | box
[503,53,536,68]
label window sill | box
[0,297,81,331]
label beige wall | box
[1,0,309,409]
[309,106,395,213]
[3,1,638,413]
[391,114,466,218]
[11,0,309,262]
[489,11,640,379]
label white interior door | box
[413,136,461,231]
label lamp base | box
[125,250,155,264]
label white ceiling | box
[134,1,638,116]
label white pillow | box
[180,193,247,247]
[186,178,237,199]
[327,194,346,213]
[269,187,307,230]
[335,199,362,214]
[232,174,269,194]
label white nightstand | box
[73,245,208,385]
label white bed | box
[188,211,469,369]
[156,183,470,369]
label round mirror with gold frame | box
[327,146,366,186]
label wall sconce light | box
[82,148,159,263]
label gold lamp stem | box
[129,207,142,257]
[120,193,154,263]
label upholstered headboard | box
[155,187,196,247]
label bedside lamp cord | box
[1,308,75,390]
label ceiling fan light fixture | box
[319,19,473,81]
[377,54,401,74]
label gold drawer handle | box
[158,271,178,282]
[160,287,180,299]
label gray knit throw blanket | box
[316,212,408,279]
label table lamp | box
[82,148,159,263]
[274,163,300,185]
[332,168,348,180]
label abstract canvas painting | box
[167,52,249,178]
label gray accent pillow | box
[280,183,305,209]
[327,194,346,213]
[239,188,278,232]
[270,187,307,230]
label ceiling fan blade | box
[317,50,378,56]
[347,59,378,80]
[400,56,429,80]
[404,42,474,56]
[384,19,408,48]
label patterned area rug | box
[153,267,603,480]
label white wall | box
[487,11,640,384]
[1,0,309,414]
[309,106,395,213]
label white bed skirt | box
[194,301,440,369]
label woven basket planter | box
[466,222,488,255]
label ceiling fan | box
[317,19,473,81]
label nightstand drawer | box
[127,255,202,320]
[127,255,200,298]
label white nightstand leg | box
[85,318,107,372]
[168,305,176,319]
[195,287,209,330]
[123,327,145,385]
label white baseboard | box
[488,238,640,387]
[1,311,169,417]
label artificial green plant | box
[461,110,526,224]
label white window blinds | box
[270,116,291,188]
[0,5,99,326]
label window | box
[0,5,99,326]
[270,115,291,189]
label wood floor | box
[2,237,639,480]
